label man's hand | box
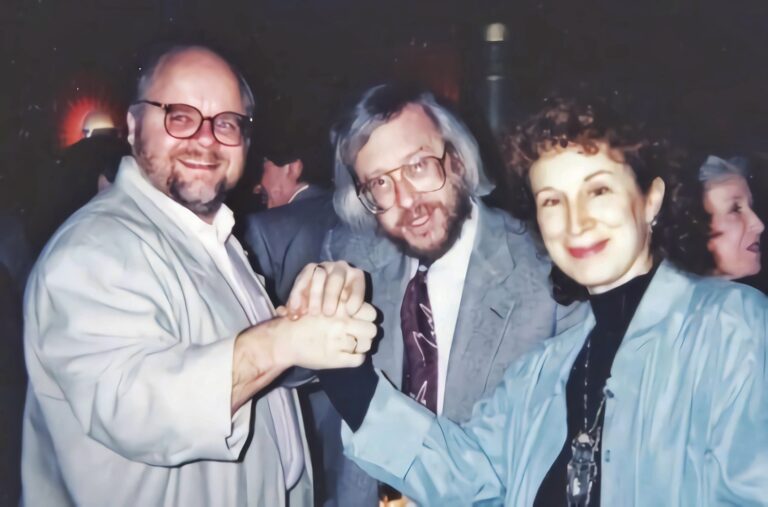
[230,302,378,413]
[285,261,366,318]
[272,302,377,369]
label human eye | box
[167,109,195,125]
[405,159,431,177]
[368,176,391,190]
[214,114,240,132]
[730,202,743,214]
[590,185,611,197]
[539,196,561,208]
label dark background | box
[1,0,766,215]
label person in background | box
[317,97,768,506]
[254,130,329,209]
[242,126,335,303]
[30,133,129,251]
[662,154,764,282]
[0,211,31,505]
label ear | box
[448,150,465,178]
[126,110,137,147]
[645,177,666,223]
[287,159,304,182]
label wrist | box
[233,322,287,385]
[264,317,297,370]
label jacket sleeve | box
[25,229,251,466]
[705,289,768,504]
[341,355,541,506]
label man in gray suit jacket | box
[319,84,587,506]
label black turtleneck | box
[533,264,658,507]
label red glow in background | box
[57,76,124,148]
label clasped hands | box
[272,261,377,370]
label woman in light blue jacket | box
[319,98,768,506]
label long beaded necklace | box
[565,332,606,507]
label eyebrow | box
[533,169,614,197]
[583,169,614,182]
[369,146,435,177]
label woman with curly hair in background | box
[318,97,768,506]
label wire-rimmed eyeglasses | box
[356,146,450,214]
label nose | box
[392,173,416,209]
[747,207,765,234]
[192,118,216,147]
[567,199,594,236]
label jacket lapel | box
[370,254,412,388]
[443,205,522,419]
[118,172,251,328]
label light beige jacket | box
[22,157,312,507]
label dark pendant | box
[566,432,598,507]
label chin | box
[737,265,761,279]
[408,238,448,260]
[566,265,621,291]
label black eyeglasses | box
[133,100,253,147]
[356,146,450,214]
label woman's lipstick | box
[567,239,609,259]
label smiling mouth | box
[403,208,434,235]
[179,159,219,170]
[747,241,761,254]
[567,239,609,259]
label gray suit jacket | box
[322,201,587,504]
[243,190,336,303]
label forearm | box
[342,375,505,506]
[231,319,291,414]
[232,299,379,414]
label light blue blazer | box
[343,261,768,506]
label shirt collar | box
[117,155,235,245]
[288,183,310,203]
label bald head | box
[134,45,254,117]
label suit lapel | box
[443,205,521,419]
[370,254,412,388]
[118,175,251,328]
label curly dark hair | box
[653,154,715,276]
[500,97,698,304]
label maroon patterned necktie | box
[400,263,438,413]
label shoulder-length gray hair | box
[332,84,494,232]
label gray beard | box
[168,175,228,218]
[133,129,229,219]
